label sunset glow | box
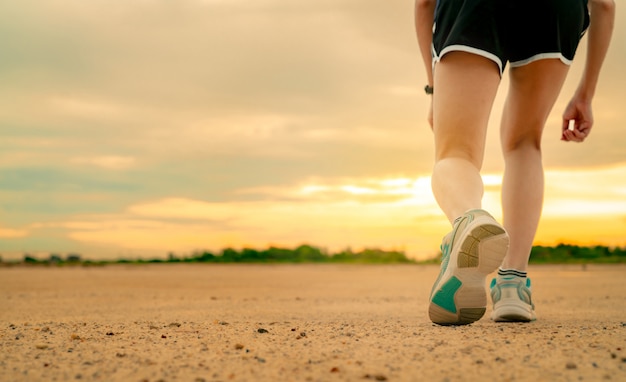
[0,1,624,260]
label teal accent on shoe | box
[429,232,453,298]
[431,276,462,313]
[490,278,497,289]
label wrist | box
[575,85,595,103]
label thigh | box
[500,59,570,150]
[433,51,501,168]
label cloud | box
[0,227,29,238]
[70,156,137,170]
[0,0,624,260]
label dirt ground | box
[1,264,625,381]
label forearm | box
[577,0,615,101]
[415,0,436,86]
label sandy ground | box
[0,264,625,382]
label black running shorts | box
[432,0,590,74]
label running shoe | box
[490,275,536,322]
[428,209,509,325]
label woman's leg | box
[499,59,570,271]
[431,52,501,223]
[428,51,509,325]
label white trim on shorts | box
[432,44,504,75]
[510,53,573,67]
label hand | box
[561,97,593,142]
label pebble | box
[566,362,577,369]
[257,328,269,334]
[364,374,387,381]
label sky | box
[0,0,624,261]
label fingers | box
[561,119,591,142]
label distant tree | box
[49,254,62,264]
[241,248,262,262]
[23,254,38,263]
[294,245,326,262]
[197,251,217,262]
[219,248,234,262]
[66,254,82,262]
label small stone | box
[363,374,387,381]
[36,344,48,350]
[161,335,167,339]
[168,322,181,327]
[566,362,577,369]
[116,353,126,358]
[106,332,114,336]
[257,328,269,334]
[234,344,244,350]
[71,334,81,340]
[330,367,339,373]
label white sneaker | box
[428,209,510,325]
[490,276,536,322]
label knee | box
[501,120,544,154]
[501,132,542,155]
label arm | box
[562,0,616,142]
[414,0,437,127]
[415,0,436,88]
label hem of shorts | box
[433,45,503,75]
[510,53,573,67]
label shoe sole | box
[491,301,535,322]
[429,219,509,325]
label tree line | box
[2,243,625,266]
